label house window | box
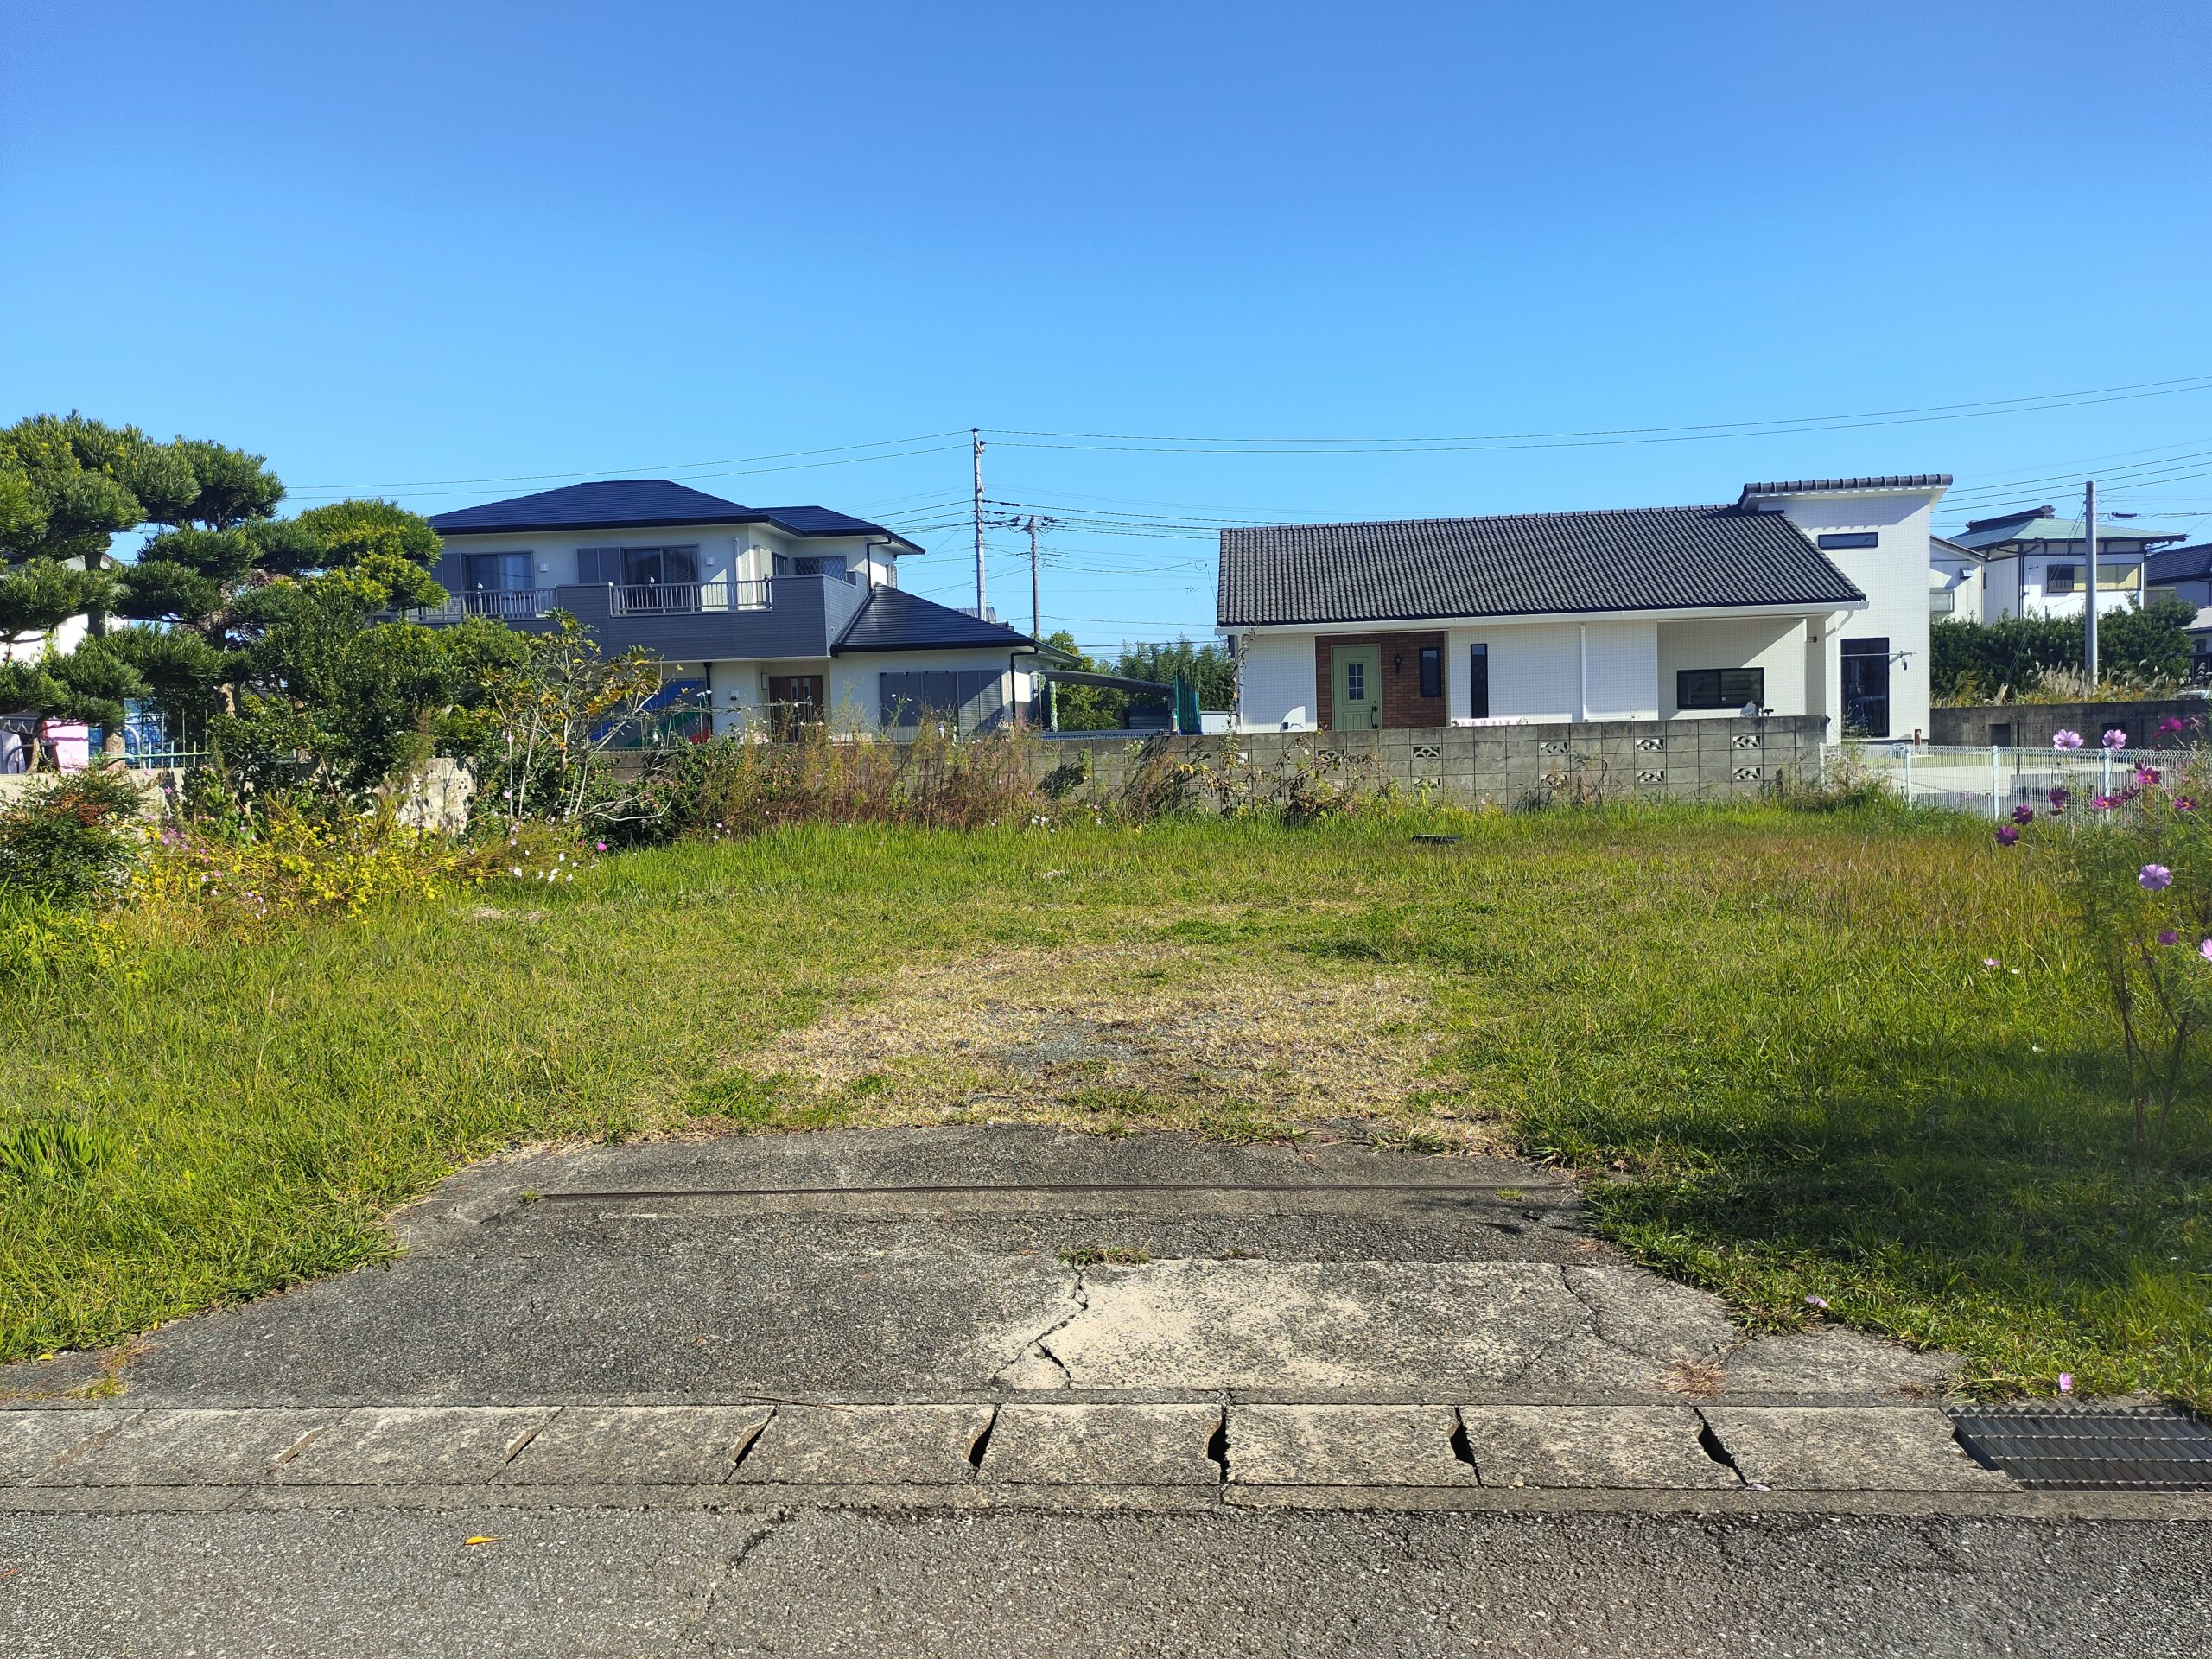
[2044,564,2077,594]
[1418,645,1441,699]
[1817,532,1879,550]
[1840,638,1891,738]
[620,546,700,587]
[2097,563,2138,590]
[1467,644,1489,719]
[1676,668,1766,712]
[1344,660,1366,702]
[462,552,532,593]
[791,555,850,582]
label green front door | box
[1332,645,1382,731]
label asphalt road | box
[3,1505,2206,1658]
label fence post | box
[1991,745,2001,821]
[2102,747,2113,800]
[1904,746,1913,808]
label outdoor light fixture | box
[1393,652,1403,672]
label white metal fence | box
[1837,742,2200,819]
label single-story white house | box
[422,480,1056,735]
[1218,475,1951,741]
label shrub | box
[0,770,152,903]
[2005,750,2212,1158]
[1933,602,2195,703]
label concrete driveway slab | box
[1703,1407,2015,1491]
[0,1412,134,1484]
[33,1408,335,1486]
[276,1407,554,1485]
[1227,1405,1476,1486]
[1456,1405,1738,1489]
[734,1405,993,1484]
[978,1404,1222,1486]
[498,1405,772,1485]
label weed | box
[1058,1246,1150,1267]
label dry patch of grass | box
[703,941,1478,1142]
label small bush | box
[0,771,152,904]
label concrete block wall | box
[1929,698,2208,750]
[1030,715,1826,807]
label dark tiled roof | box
[1738,475,1953,502]
[1216,505,1866,629]
[2147,543,2212,582]
[833,584,1038,654]
[427,479,922,552]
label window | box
[791,555,850,582]
[1817,531,1879,550]
[1467,644,1489,719]
[2097,563,2139,590]
[462,551,532,593]
[1676,668,1765,711]
[1418,645,1441,699]
[620,545,700,587]
[1344,660,1365,702]
[1840,637,1891,738]
[2044,563,2078,594]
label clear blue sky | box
[5,1,2209,649]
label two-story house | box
[1219,475,1949,741]
[420,480,1052,734]
[2143,540,2212,681]
[1950,505,2185,620]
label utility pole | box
[971,428,987,619]
[1020,514,1059,639]
[2084,480,2099,690]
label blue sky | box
[4,1,2209,648]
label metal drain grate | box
[1948,1406,2212,1490]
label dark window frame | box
[1816,531,1880,550]
[1675,667,1766,711]
[1417,645,1442,699]
[1468,643,1490,719]
[620,544,701,587]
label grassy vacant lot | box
[4,805,2208,1405]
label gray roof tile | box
[1216,505,1866,628]
[1738,474,1952,500]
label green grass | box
[3,804,2208,1405]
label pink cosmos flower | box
[2158,931,2181,946]
[2140,864,2173,891]
[2091,795,2118,811]
[2135,766,2162,786]
[2052,729,2085,751]
[595,842,607,852]
[2201,939,2212,962]
[2058,1373,2074,1395]
[2012,804,2035,824]
[2048,787,2070,807]
[1982,957,2000,969]
[2177,798,2198,812]
[2160,716,2187,736]
[1995,825,2020,846]
[2102,728,2128,751]
[1804,1295,1829,1311]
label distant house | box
[1217,476,1950,741]
[1929,533,1984,623]
[2143,541,2212,680]
[419,480,1054,734]
[1949,505,2184,620]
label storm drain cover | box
[1948,1406,2212,1490]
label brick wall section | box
[1313,632,1449,730]
[1025,715,1827,806]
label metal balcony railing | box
[608,579,771,615]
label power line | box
[287,431,969,493]
[988,373,2212,453]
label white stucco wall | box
[1233,632,1318,730]
[1755,486,1941,739]
[1656,615,1809,718]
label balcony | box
[400,574,867,659]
